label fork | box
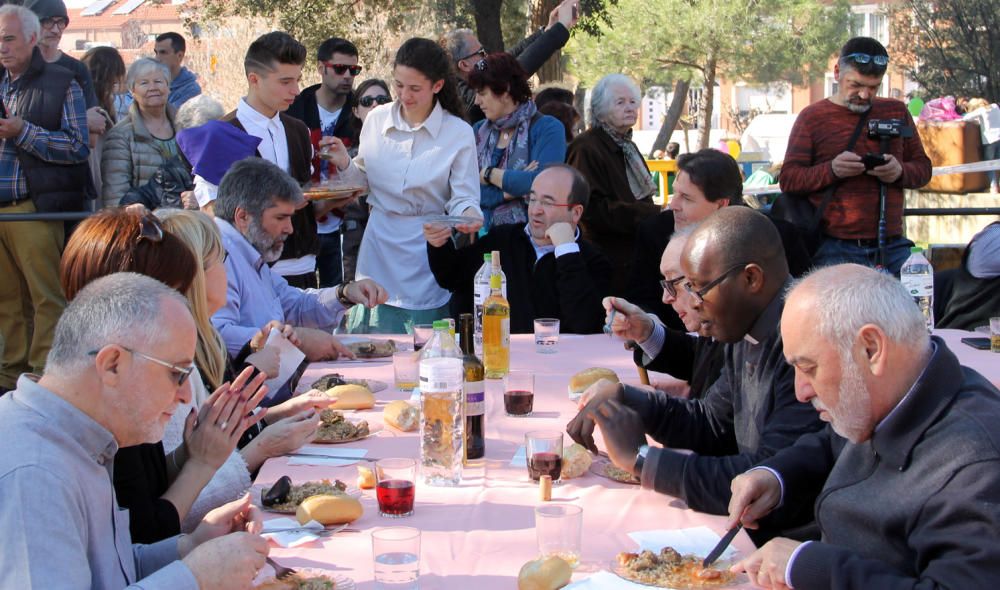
[266,556,297,581]
[603,308,617,338]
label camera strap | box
[812,109,872,229]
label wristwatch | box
[633,444,650,477]
[336,280,354,306]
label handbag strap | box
[811,109,872,226]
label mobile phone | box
[961,337,991,351]
[862,152,886,170]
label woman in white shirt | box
[326,38,482,333]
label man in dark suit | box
[729,263,1000,588]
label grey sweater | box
[764,338,1000,589]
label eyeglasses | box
[842,52,889,67]
[41,16,69,29]
[683,263,748,305]
[525,195,575,209]
[658,276,686,299]
[321,62,362,76]
[458,47,487,64]
[137,214,164,243]
[88,347,195,387]
[359,95,391,108]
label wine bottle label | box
[419,357,463,393]
[464,380,485,416]
[500,318,510,347]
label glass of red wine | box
[375,458,416,517]
[504,370,535,417]
[526,431,564,482]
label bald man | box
[729,264,1000,589]
[567,207,823,522]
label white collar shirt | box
[236,98,289,173]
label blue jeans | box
[984,140,1000,188]
[317,230,343,288]
[812,235,915,277]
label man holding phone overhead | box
[779,36,931,275]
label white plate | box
[256,568,356,589]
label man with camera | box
[779,37,931,275]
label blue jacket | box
[168,67,201,108]
[473,114,566,231]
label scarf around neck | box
[476,100,537,173]
[598,121,656,201]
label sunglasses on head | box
[322,61,363,76]
[842,52,889,67]
[359,95,392,108]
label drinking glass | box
[526,431,564,482]
[534,318,560,354]
[375,458,416,518]
[503,370,534,416]
[373,526,421,589]
[535,504,582,569]
[412,324,434,351]
[393,351,419,391]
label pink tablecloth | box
[255,334,756,588]
[934,329,1000,387]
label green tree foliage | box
[564,0,850,148]
[889,0,1000,102]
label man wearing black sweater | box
[425,164,611,334]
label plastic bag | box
[919,96,961,121]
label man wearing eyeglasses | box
[424,163,611,334]
[780,36,931,275]
[567,207,823,535]
[287,37,364,290]
[0,273,270,588]
[440,0,579,124]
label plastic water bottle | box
[418,320,464,486]
[472,252,506,356]
[900,247,934,332]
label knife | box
[287,452,377,462]
[702,523,743,568]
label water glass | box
[412,324,434,351]
[393,351,419,391]
[535,504,582,569]
[534,318,560,354]
[526,431,564,482]
[503,370,534,416]
[375,458,416,518]
[373,526,421,589]
[991,317,1000,353]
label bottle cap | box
[910,246,922,253]
[432,320,449,330]
[484,253,492,261]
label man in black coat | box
[425,163,611,334]
[567,207,823,517]
[729,263,1000,589]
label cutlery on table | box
[702,523,743,568]
[266,556,297,581]
[287,452,379,462]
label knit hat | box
[23,0,68,20]
[176,120,262,185]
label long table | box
[255,330,999,587]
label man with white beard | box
[726,264,1000,589]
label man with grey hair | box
[441,0,579,124]
[211,157,387,369]
[0,273,269,588]
[0,3,90,394]
[728,263,1000,588]
[779,37,931,275]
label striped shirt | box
[779,98,932,240]
[0,71,89,203]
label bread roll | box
[325,384,375,410]
[357,466,376,490]
[517,556,572,590]
[383,400,419,431]
[568,367,619,394]
[561,443,593,479]
[295,494,364,525]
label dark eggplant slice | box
[311,373,348,391]
[262,475,292,506]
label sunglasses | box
[842,52,889,67]
[658,276,686,300]
[138,214,164,243]
[322,61,362,76]
[359,95,391,108]
[458,47,487,63]
[88,347,195,387]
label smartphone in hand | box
[862,152,886,170]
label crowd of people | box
[1,0,999,585]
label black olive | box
[262,475,292,506]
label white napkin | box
[287,446,368,466]
[263,330,306,397]
[628,526,737,560]
[510,445,527,467]
[261,517,323,548]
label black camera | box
[867,118,913,139]
[861,152,887,170]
